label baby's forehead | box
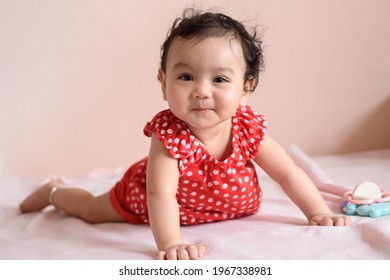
[166,36,244,60]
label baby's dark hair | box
[160,8,264,92]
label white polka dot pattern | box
[110,106,267,225]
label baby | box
[20,8,351,260]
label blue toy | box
[344,202,390,218]
[340,181,390,218]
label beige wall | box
[1,0,389,177]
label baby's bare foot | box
[19,182,58,213]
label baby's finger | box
[185,245,201,260]
[334,216,352,226]
[343,216,352,226]
[166,248,179,260]
[319,217,333,226]
[333,216,344,226]
[196,244,207,257]
[156,251,166,260]
[177,247,190,260]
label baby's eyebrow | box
[173,62,193,70]
[214,67,235,75]
[173,63,235,75]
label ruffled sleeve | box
[143,109,197,162]
[232,105,267,160]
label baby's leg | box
[19,182,125,224]
[19,181,58,213]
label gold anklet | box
[48,186,58,204]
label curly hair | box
[160,8,264,92]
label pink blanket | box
[1,148,389,259]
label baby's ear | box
[158,68,168,100]
[240,79,255,105]
[244,78,256,93]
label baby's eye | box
[213,76,228,83]
[179,74,193,81]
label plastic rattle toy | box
[340,181,390,218]
[344,201,390,218]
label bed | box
[1,147,389,260]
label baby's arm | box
[255,134,351,226]
[146,134,206,259]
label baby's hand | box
[156,244,206,260]
[308,214,352,226]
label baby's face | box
[159,36,252,134]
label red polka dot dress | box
[110,105,267,225]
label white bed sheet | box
[1,148,389,260]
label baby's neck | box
[190,121,233,161]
